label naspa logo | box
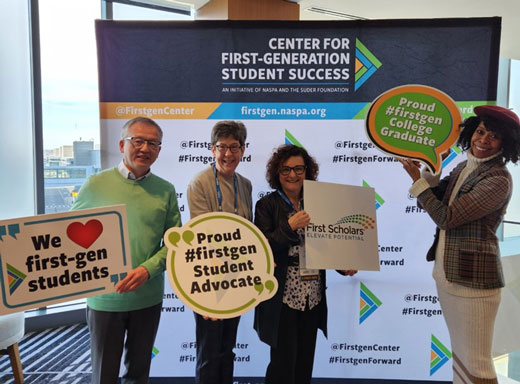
[430,334,451,375]
[359,282,382,324]
[441,145,462,169]
[355,39,382,91]
[285,129,304,147]
[362,180,385,210]
[7,263,26,295]
[1,224,26,295]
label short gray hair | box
[121,117,163,141]
[210,121,247,146]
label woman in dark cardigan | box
[254,144,356,384]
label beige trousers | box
[437,284,500,384]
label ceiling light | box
[128,0,210,11]
[304,6,367,20]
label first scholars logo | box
[307,213,375,242]
[164,212,278,319]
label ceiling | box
[293,0,520,60]
[138,0,520,60]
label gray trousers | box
[87,302,162,384]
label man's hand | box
[116,266,150,293]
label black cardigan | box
[253,191,328,347]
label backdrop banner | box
[95,18,500,383]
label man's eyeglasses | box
[214,144,243,153]
[123,137,161,150]
[279,165,306,176]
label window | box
[504,59,520,239]
[39,0,101,213]
[39,1,193,214]
[31,0,194,319]
[112,1,193,20]
[0,0,35,221]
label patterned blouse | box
[282,205,322,311]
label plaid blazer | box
[418,156,512,289]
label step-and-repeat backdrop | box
[95,18,500,383]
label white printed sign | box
[0,205,132,314]
[304,180,380,271]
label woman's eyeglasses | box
[214,144,242,153]
[279,165,306,176]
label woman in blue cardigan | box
[254,144,356,384]
[401,105,520,384]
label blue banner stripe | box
[360,290,376,306]
[356,49,373,68]
[356,66,379,90]
[208,103,368,120]
[430,356,449,375]
[431,343,445,356]
[360,305,378,323]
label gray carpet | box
[0,323,91,383]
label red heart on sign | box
[67,220,103,249]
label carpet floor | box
[0,323,91,383]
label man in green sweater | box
[72,117,181,384]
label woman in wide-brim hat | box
[400,105,520,384]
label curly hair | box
[457,115,520,164]
[265,144,319,190]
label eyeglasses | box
[123,137,161,150]
[279,165,306,176]
[214,144,243,153]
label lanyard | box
[212,162,238,214]
[277,190,306,244]
[276,189,300,211]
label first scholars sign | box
[0,205,131,314]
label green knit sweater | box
[71,167,182,311]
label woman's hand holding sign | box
[398,149,450,183]
[398,158,422,182]
[288,210,310,231]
